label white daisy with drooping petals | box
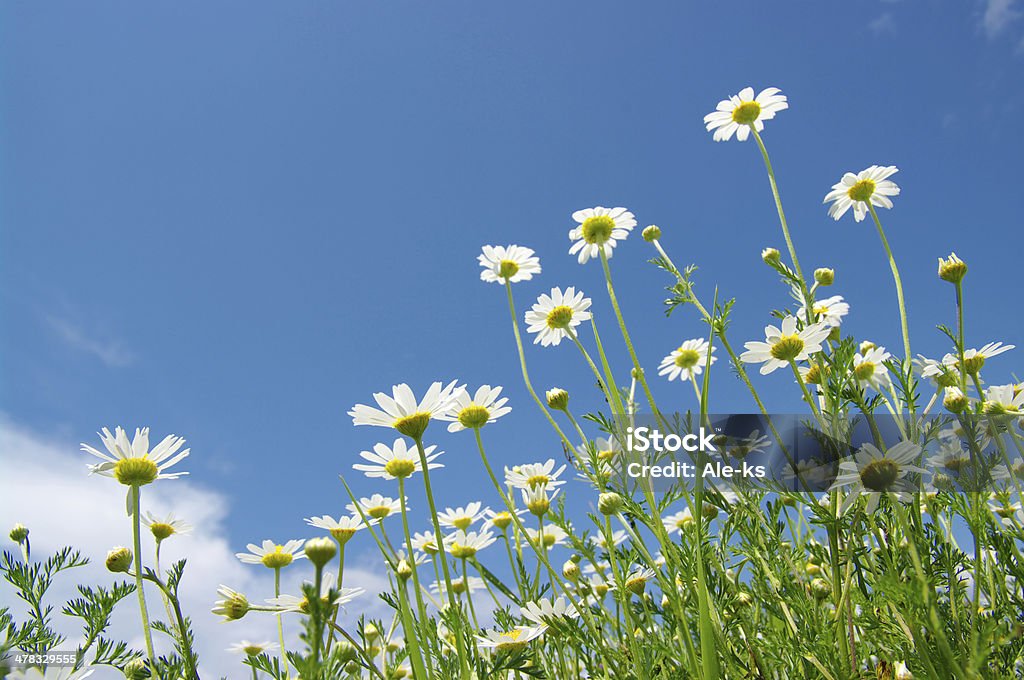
[505,459,567,490]
[740,316,831,375]
[265,572,364,613]
[526,524,569,549]
[346,494,405,520]
[411,530,442,554]
[437,502,489,530]
[830,441,924,514]
[444,529,497,559]
[441,384,512,432]
[914,354,959,388]
[824,165,900,222]
[81,427,190,486]
[852,346,893,392]
[227,640,279,656]
[662,509,693,535]
[952,341,1015,375]
[797,295,850,328]
[349,381,465,439]
[525,287,593,347]
[478,244,541,284]
[520,596,580,628]
[143,511,193,540]
[658,338,716,382]
[305,515,369,544]
[475,625,545,652]
[431,576,487,597]
[983,384,1024,415]
[352,438,443,480]
[568,206,637,264]
[703,87,788,142]
[236,539,306,569]
[591,530,628,550]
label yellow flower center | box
[149,522,175,541]
[393,412,431,439]
[542,533,557,548]
[847,178,876,203]
[451,579,468,594]
[580,215,615,244]
[961,355,985,375]
[457,405,491,430]
[526,474,551,487]
[113,457,159,486]
[731,101,761,125]
[490,512,513,530]
[501,628,524,642]
[770,335,805,361]
[330,527,357,544]
[597,449,616,462]
[853,362,876,381]
[674,348,701,369]
[803,364,823,385]
[242,645,264,656]
[384,458,417,479]
[675,516,693,530]
[452,516,473,530]
[859,459,900,492]
[625,576,648,595]
[449,542,476,559]
[497,259,520,279]
[261,547,295,569]
[546,305,575,329]
[812,303,830,316]
[367,505,392,519]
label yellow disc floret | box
[114,457,159,486]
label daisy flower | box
[521,486,558,516]
[348,380,465,440]
[142,511,192,541]
[615,566,658,596]
[739,316,830,375]
[484,507,524,531]
[567,206,637,264]
[526,525,569,549]
[662,509,693,535]
[81,427,190,487]
[265,572,364,613]
[437,502,489,530]
[797,295,850,328]
[983,384,1024,415]
[444,529,497,559]
[955,341,1014,375]
[505,459,567,490]
[411,530,442,554]
[658,338,716,382]
[852,346,893,392]
[305,515,368,544]
[475,625,545,653]
[914,354,959,388]
[830,441,924,514]
[346,494,404,520]
[824,165,900,222]
[591,530,628,550]
[441,384,511,432]
[524,287,593,347]
[520,596,580,628]
[236,539,306,569]
[212,585,249,621]
[352,438,443,480]
[6,668,96,680]
[227,640,279,656]
[478,244,541,284]
[703,87,788,142]
[431,576,486,597]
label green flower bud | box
[938,252,967,284]
[642,225,662,242]
[304,537,337,569]
[562,558,580,581]
[761,247,781,265]
[106,546,133,573]
[546,388,569,411]
[813,268,834,286]
[9,524,29,543]
[598,492,624,516]
[810,577,831,601]
[122,658,150,680]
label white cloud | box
[869,12,897,35]
[0,418,391,679]
[982,0,1022,38]
[42,315,135,368]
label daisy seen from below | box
[431,576,487,598]
[348,380,465,440]
[441,384,511,432]
[346,494,404,521]
[797,294,850,327]
[662,509,694,535]
[526,524,569,549]
[658,338,716,382]
[740,316,830,375]
[478,244,541,284]
[484,507,524,531]
[305,515,367,545]
[227,640,278,656]
[236,539,306,568]
[505,459,567,490]
[520,596,580,629]
[853,346,893,392]
[437,502,488,530]
[476,625,545,653]
[265,572,364,614]
[142,511,192,541]
[352,438,442,480]
[824,165,900,222]
[616,566,658,596]
[830,441,924,514]
[525,287,593,347]
[444,529,497,559]
[81,426,190,487]
[952,341,1014,375]
[983,384,1024,415]
[411,530,442,554]
[567,206,637,264]
[703,86,788,142]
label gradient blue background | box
[3,2,1022,547]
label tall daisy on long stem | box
[236,539,305,674]
[81,427,190,672]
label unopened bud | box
[761,247,780,265]
[810,577,831,601]
[396,559,413,582]
[642,225,662,242]
[106,546,133,573]
[562,558,579,581]
[814,268,834,286]
[598,492,624,516]
[9,524,29,543]
[122,658,150,680]
[304,537,337,569]
[938,252,967,284]
[943,387,968,413]
[546,388,569,411]
[337,640,358,664]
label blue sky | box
[3,1,1023,559]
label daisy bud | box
[804,562,822,576]
[938,252,967,284]
[106,546,133,574]
[122,658,149,680]
[598,492,624,516]
[761,247,780,265]
[859,340,877,353]
[396,558,413,582]
[386,641,401,653]
[814,268,834,286]
[932,472,954,492]
[943,387,968,413]
[9,523,29,544]
[735,591,753,607]
[642,225,662,242]
[364,623,381,643]
[337,641,358,664]
[701,504,719,520]
[546,388,570,411]
[562,558,580,581]
[780,495,797,507]
[304,537,337,569]
[809,577,831,601]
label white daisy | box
[662,509,693,535]
[914,354,959,388]
[431,576,487,597]
[437,502,489,530]
[212,585,249,621]
[591,530,628,550]
[614,566,658,595]
[444,529,497,559]
[81,427,190,487]
[411,530,442,554]
[852,346,893,392]
[505,459,567,490]
[658,338,716,382]
[142,511,193,540]
[568,206,637,264]
[346,494,404,520]
[521,486,558,516]
[797,295,850,328]
[739,316,831,375]
[830,441,924,514]
[484,507,525,531]
[983,384,1024,415]
[520,596,580,628]
[526,525,569,549]
[478,244,541,284]
[475,625,545,653]
[265,572,364,613]
[824,165,900,222]
[955,341,1014,375]
[524,287,593,347]
[236,539,306,569]
[304,515,368,544]
[703,86,788,142]
[227,640,279,655]
[348,381,465,439]
[352,438,443,480]
[441,384,511,432]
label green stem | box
[275,568,289,679]
[749,126,806,288]
[867,203,912,370]
[397,477,434,676]
[130,486,158,674]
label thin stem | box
[749,126,806,288]
[868,203,912,370]
[397,477,434,676]
[275,568,289,679]
[130,486,158,673]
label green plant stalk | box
[130,486,158,674]
[867,204,912,372]
[310,563,324,673]
[274,568,290,679]
[396,476,434,677]
[326,541,346,649]
[826,493,852,677]
[144,571,199,679]
[412,436,471,680]
[603,516,648,680]
[749,127,807,292]
[955,280,967,392]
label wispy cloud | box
[43,314,136,367]
[0,418,391,678]
[869,12,897,35]
[982,0,1022,38]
